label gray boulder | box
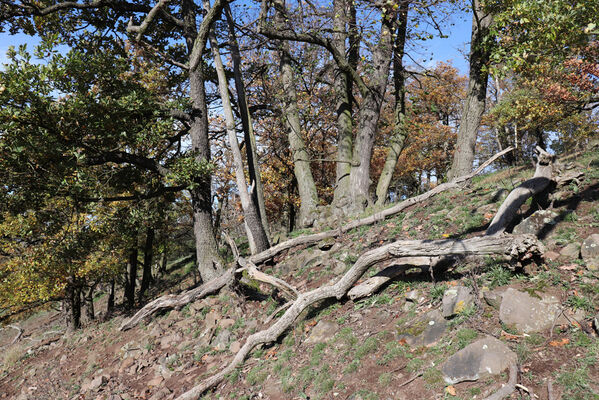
[499,288,563,333]
[305,320,338,344]
[581,234,599,271]
[442,336,517,384]
[513,210,559,236]
[560,243,580,259]
[442,286,474,318]
[397,309,447,347]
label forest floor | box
[1,148,599,400]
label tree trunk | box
[349,10,396,212]
[225,4,271,242]
[331,0,354,207]
[183,0,224,282]
[63,279,81,331]
[125,246,138,309]
[106,279,115,317]
[138,227,155,303]
[447,0,493,179]
[84,285,95,321]
[273,0,319,227]
[206,6,270,254]
[375,2,410,206]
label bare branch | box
[127,0,171,42]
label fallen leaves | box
[549,338,570,347]
[445,385,457,396]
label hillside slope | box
[1,148,599,400]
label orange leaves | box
[549,338,570,347]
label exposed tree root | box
[250,147,514,265]
[119,268,235,331]
[347,257,442,300]
[486,146,554,236]
[483,363,518,400]
[174,234,542,399]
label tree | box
[447,0,494,179]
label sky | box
[0,5,474,75]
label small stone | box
[219,318,236,329]
[59,355,67,365]
[305,320,338,344]
[544,251,560,261]
[560,243,580,259]
[204,310,219,329]
[318,237,336,251]
[229,340,241,353]
[149,388,172,400]
[442,336,517,384]
[332,260,346,274]
[106,396,123,400]
[211,329,231,351]
[442,286,474,318]
[89,375,108,391]
[119,358,135,372]
[148,375,164,387]
[482,289,503,309]
[593,313,599,336]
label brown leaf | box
[549,338,570,347]
[446,385,457,396]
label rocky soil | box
[1,149,599,400]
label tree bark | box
[125,246,138,309]
[63,278,81,331]
[184,0,225,282]
[447,0,493,180]
[106,279,115,317]
[349,7,397,211]
[331,0,354,207]
[486,147,554,235]
[273,0,320,227]
[138,227,155,303]
[206,5,270,254]
[225,4,271,242]
[84,285,95,321]
[375,1,410,206]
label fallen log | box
[174,233,542,399]
[486,146,554,236]
[250,147,514,265]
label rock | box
[544,251,560,261]
[482,289,503,309]
[593,313,599,336]
[147,376,164,387]
[332,260,347,275]
[89,375,109,391]
[405,289,426,303]
[159,333,182,349]
[211,329,231,351]
[219,318,236,329]
[204,310,219,329]
[305,320,338,344]
[560,243,580,259]
[581,234,599,271]
[499,288,563,333]
[318,237,336,251]
[397,309,447,347]
[106,396,123,400]
[119,357,136,372]
[149,388,172,400]
[442,336,517,385]
[229,340,241,353]
[513,210,559,236]
[59,355,67,365]
[442,286,474,318]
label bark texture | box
[447,0,493,179]
[375,1,410,206]
[225,4,271,241]
[331,0,354,207]
[206,7,270,254]
[138,227,155,303]
[486,147,554,235]
[125,247,138,309]
[273,0,319,227]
